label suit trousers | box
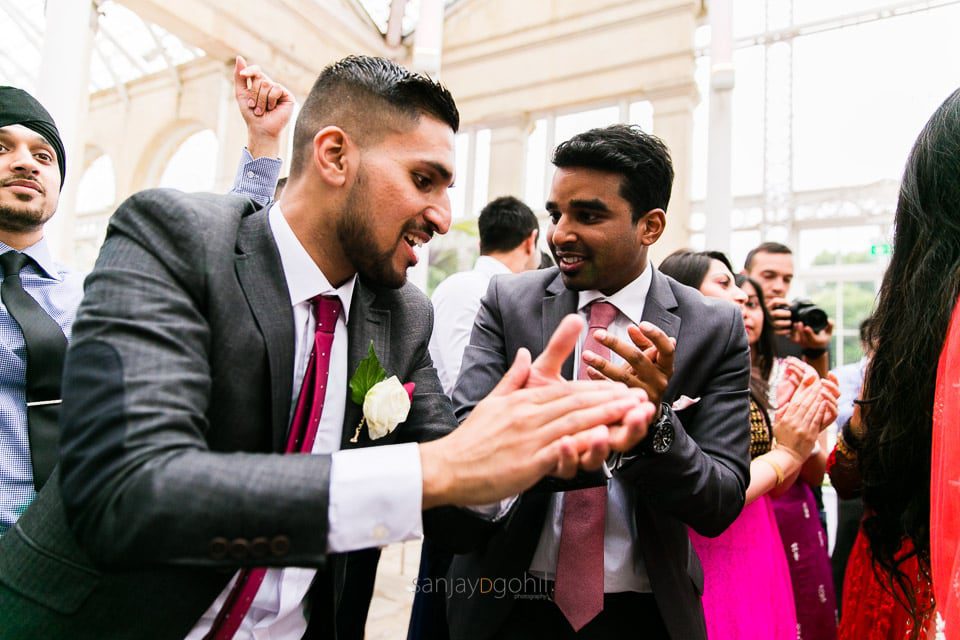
[491,590,669,640]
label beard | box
[337,171,407,289]
[0,201,51,234]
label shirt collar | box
[0,237,61,281]
[577,262,653,325]
[268,203,356,322]
[474,255,512,278]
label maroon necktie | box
[204,295,342,640]
[554,300,617,631]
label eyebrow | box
[0,129,55,155]
[423,160,454,186]
[569,198,611,212]
[544,198,612,213]
[0,127,50,146]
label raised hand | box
[234,56,295,158]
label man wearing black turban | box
[0,72,292,549]
[0,87,85,541]
[0,86,67,249]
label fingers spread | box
[638,322,675,370]
[626,324,654,350]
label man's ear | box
[311,126,353,187]
[637,208,666,246]
[526,229,539,255]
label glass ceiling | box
[0,0,204,95]
[355,0,461,36]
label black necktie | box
[0,251,67,490]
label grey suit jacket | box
[0,189,475,638]
[446,267,751,640]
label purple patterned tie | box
[204,295,342,640]
[554,300,617,631]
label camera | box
[789,299,829,333]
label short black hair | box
[477,196,539,254]
[552,124,673,223]
[743,242,793,272]
[290,55,459,175]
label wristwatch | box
[640,404,674,455]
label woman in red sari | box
[931,293,960,634]
[831,86,960,638]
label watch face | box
[652,421,674,454]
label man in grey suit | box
[445,125,752,639]
[0,58,657,639]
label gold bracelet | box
[836,435,857,459]
[760,456,785,487]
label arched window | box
[76,154,117,214]
[158,129,219,192]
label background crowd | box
[0,22,957,640]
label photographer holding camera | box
[743,242,833,377]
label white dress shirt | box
[188,204,424,639]
[428,255,512,395]
[528,263,654,593]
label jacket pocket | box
[0,522,100,614]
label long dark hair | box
[660,250,771,409]
[735,274,776,383]
[860,87,960,613]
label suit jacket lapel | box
[543,271,579,380]
[341,279,390,449]
[642,267,682,399]
[235,207,295,452]
[641,267,681,339]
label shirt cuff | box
[327,443,423,553]
[229,148,282,207]
[466,495,518,521]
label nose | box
[733,285,748,305]
[9,144,40,175]
[550,215,575,248]
[425,201,451,237]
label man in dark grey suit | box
[0,58,658,639]
[446,125,752,639]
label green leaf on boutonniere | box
[350,341,387,405]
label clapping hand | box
[420,319,658,507]
[524,315,659,472]
[773,366,827,461]
[776,357,841,431]
[579,321,675,414]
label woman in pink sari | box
[661,251,839,639]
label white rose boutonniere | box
[363,376,412,440]
[348,342,415,442]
